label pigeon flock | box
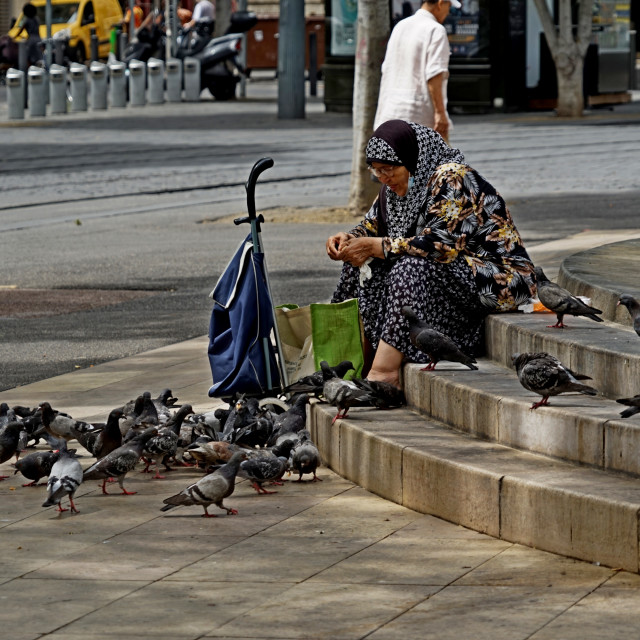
[0,387,329,516]
[3,283,640,514]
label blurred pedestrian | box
[184,0,215,33]
[374,0,460,144]
[15,3,42,66]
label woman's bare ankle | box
[367,369,400,389]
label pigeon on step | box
[534,267,603,328]
[13,449,61,486]
[402,306,478,371]
[83,427,158,495]
[42,449,83,513]
[616,395,640,419]
[284,360,355,397]
[352,378,405,409]
[160,450,247,517]
[289,431,321,482]
[617,294,640,337]
[322,365,372,424]
[512,351,597,409]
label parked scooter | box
[175,11,257,101]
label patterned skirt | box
[331,255,487,363]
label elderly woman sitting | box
[326,120,536,388]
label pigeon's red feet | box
[56,504,69,512]
[420,361,436,371]
[22,480,40,487]
[201,512,218,518]
[312,474,323,482]
[100,480,110,494]
[547,321,566,328]
[120,488,137,495]
[226,508,239,515]
[530,397,550,410]
[69,498,79,513]
[152,469,166,479]
[0,475,9,481]
[253,482,277,494]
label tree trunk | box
[347,0,390,215]
[532,0,592,118]
[214,0,232,38]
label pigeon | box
[0,422,25,478]
[239,452,289,494]
[38,402,95,442]
[119,393,159,436]
[401,306,478,371]
[265,393,309,446]
[617,294,640,337]
[186,441,244,468]
[616,395,640,419]
[352,378,405,409]
[511,351,597,409]
[323,371,372,424]
[289,431,321,482]
[83,427,158,495]
[42,449,83,513]
[13,449,61,486]
[160,450,248,517]
[139,404,195,478]
[283,360,355,397]
[75,409,125,460]
[534,266,603,328]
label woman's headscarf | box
[365,120,465,237]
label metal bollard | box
[28,66,47,117]
[90,28,99,62]
[166,58,182,102]
[128,59,146,107]
[69,63,88,111]
[109,61,127,107]
[89,61,108,110]
[118,32,128,62]
[183,57,201,102]
[49,64,67,114]
[6,68,25,119]
[147,57,164,104]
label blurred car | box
[8,0,123,63]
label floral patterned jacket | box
[349,163,537,312]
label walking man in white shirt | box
[184,0,216,33]
[374,0,460,143]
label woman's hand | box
[326,232,352,261]
[337,237,384,267]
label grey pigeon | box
[83,426,158,495]
[284,360,355,397]
[323,369,372,424]
[0,422,24,479]
[42,449,83,513]
[402,306,478,371]
[534,267,603,328]
[160,450,247,517]
[265,393,309,446]
[512,351,597,409]
[617,294,640,337]
[616,395,640,419]
[352,378,405,409]
[289,431,321,482]
[13,449,61,486]
[239,452,289,494]
[38,402,95,442]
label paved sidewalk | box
[3,334,640,640]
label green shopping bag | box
[275,298,364,384]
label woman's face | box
[369,162,411,197]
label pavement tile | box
[0,578,149,636]
[58,580,295,637]
[365,585,590,640]
[453,544,615,587]
[205,582,439,640]
[166,534,372,584]
[309,535,511,586]
[527,587,640,639]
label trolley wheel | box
[258,396,289,414]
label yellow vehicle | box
[9,0,123,63]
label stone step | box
[402,358,640,478]
[309,401,640,573]
[485,311,640,400]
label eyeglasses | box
[368,164,398,178]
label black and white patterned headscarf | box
[365,120,465,237]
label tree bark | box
[347,0,390,215]
[532,0,593,117]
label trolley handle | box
[233,157,274,229]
